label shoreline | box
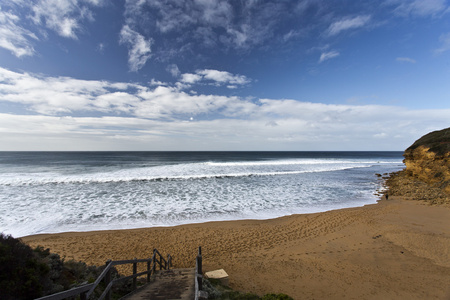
[21,197,382,238]
[16,196,381,238]
[22,197,450,299]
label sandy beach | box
[22,197,450,299]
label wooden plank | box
[86,260,112,298]
[112,258,150,265]
[34,284,94,300]
[133,259,137,290]
[105,263,112,300]
[98,281,114,300]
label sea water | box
[0,151,404,237]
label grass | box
[204,277,293,300]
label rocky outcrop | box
[385,127,450,204]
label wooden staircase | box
[122,268,195,300]
[35,247,207,300]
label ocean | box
[0,151,404,237]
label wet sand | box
[22,197,450,299]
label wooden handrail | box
[86,260,113,298]
[35,283,94,300]
[195,246,208,300]
[35,248,172,300]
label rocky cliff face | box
[386,127,450,204]
[403,127,450,193]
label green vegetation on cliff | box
[406,127,450,156]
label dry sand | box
[22,197,450,299]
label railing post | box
[105,260,112,300]
[147,258,151,282]
[133,258,137,290]
[152,255,157,274]
[80,292,87,300]
[197,246,203,290]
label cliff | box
[385,127,450,204]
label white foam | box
[0,156,404,237]
[0,158,392,186]
[205,159,397,167]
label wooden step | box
[122,268,195,300]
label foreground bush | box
[0,233,131,299]
[0,233,50,299]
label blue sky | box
[0,0,449,151]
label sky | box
[0,0,449,151]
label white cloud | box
[180,73,202,84]
[122,0,309,54]
[149,79,166,86]
[0,8,37,57]
[327,15,371,36]
[178,69,251,88]
[97,43,105,53]
[197,69,251,86]
[30,0,101,39]
[119,25,153,72]
[319,51,340,63]
[1,105,448,151]
[0,0,101,57]
[1,67,449,151]
[391,0,448,17]
[396,57,416,63]
[167,64,181,77]
[144,0,233,33]
[283,29,304,42]
[0,67,135,114]
[0,67,252,118]
[196,0,233,27]
[435,32,450,54]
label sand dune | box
[22,197,450,299]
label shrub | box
[0,233,131,299]
[204,277,293,300]
[0,233,50,299]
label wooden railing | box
[195,246,208,300]
[35,248,172,300]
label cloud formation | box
[435,32,450,54]
[29,0,101,39]
[167,64,181,77]
[327,15,371,36]
[179,69,251,88]
[121,0,313,61]
[319,51,340,63]
[0,67,251,117]
[197,69,251,86]
[1,2,449,151]
[0,0,101,57]
[396,57,416,63]
[391,0,449,17]
[3,0,444,72]
[0,8,37,57]
[119,25,153,72]
[1,67,448,151]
